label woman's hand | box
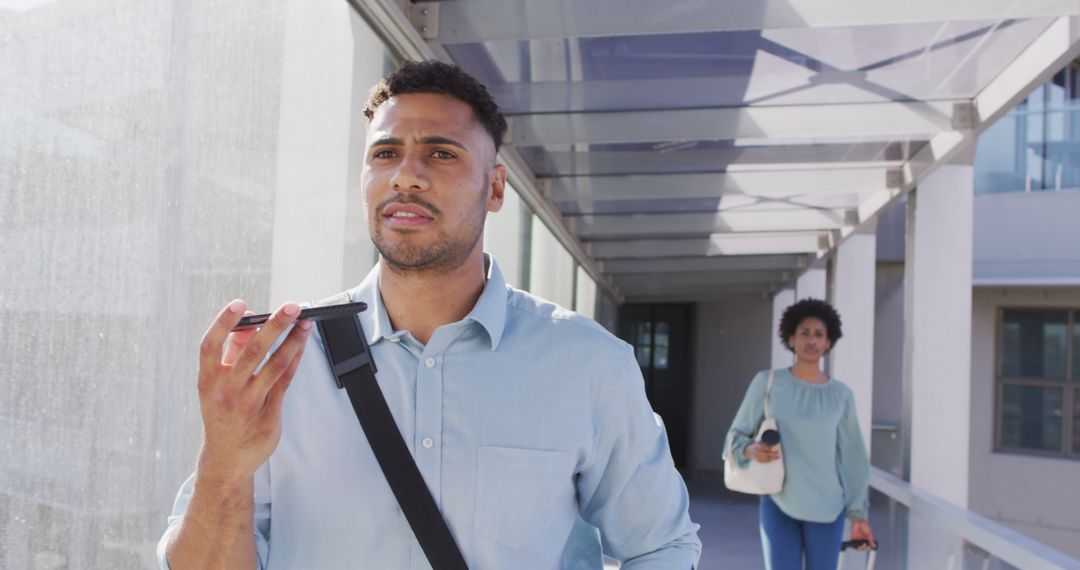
[850,519,876,550]
[743,442,781,463]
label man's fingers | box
[223,311,257,365]
[199,300,247,373]
[232,302,302,379]
[249,319,312,398]
[263,335,308,417]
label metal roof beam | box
[527,144,915,176]
[614,269,794,288]
[591,232,832,259]
[490,77,911,115]
[572,209,856,239]
[626,290,778,302]
[423,0,1080,43]
[603,254,810,274]
[548,168,896,202]
[509,101,957,146]
[620,281,785,298]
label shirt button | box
[425,357,436,368]
[422,437,434,448]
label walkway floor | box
[687,476,767,569]
[685,476,896,570]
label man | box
[158,60,700,569]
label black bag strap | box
[316,312,468,570]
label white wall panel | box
[529,215,575,308]
[483,182,524,288]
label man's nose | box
[390,154,430,193]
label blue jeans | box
[759,496,845,570]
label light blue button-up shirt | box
[158,256,700,569]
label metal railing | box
[868,467,1080,570]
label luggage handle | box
[838,540,878,570]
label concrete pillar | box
[796,266,827,301]
[829,222,878,451]
[903,164,974,508]
[770,287,795,369]
[340,14,385,289]
[795,266,828,371]
[270,0,380,304]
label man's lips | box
[382,203,434,227]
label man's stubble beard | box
[371,175,489,276]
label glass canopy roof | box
[450,19,1054,112]
[354,0,1079,301]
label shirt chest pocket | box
[474,446,577,553]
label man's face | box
[362,92,506,274]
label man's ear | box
[487,164,507,213]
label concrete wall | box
[875,198,907,264]
[974,191,1080,284]
[872,199,907,474]
[969,287,1080,558]
[691,296,772,473]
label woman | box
[726,298,875,570]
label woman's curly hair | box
[778,298,843,353]
[363,60,508,151]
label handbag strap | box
[763,369,776,420]
[316,313,468,570]
[725,368,779,462]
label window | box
[996,309,1079,457]
[633,319,653,369]
[975,60,1080,194]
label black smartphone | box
[232,301,368,331]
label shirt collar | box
[346,253,508,351]
[344,266,397,346]
[465,254,508,351]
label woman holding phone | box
[726,298,875,570]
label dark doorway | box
[617,304,694,469]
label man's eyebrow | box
[419,135,468,151]
[369,135,468,151]
[369,136,403,147]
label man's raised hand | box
[195,299,313,482]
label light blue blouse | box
[726,369,870,522]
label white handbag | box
[724,369,785,494]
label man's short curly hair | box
[362,60,508,151]
[778,298,843,353]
